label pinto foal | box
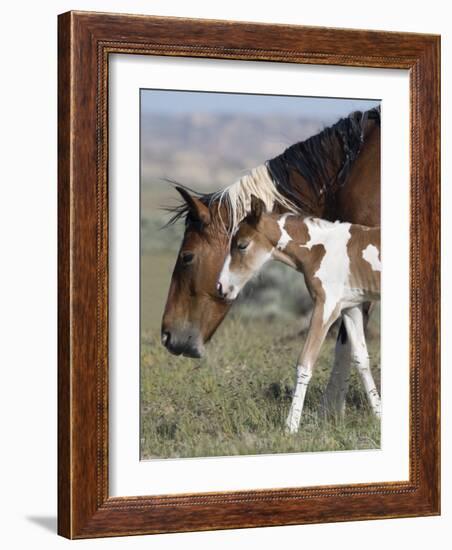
[217,197,381,433]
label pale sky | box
[141,89,380,123]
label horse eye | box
[181,251,194,265]
[237,241,249,251]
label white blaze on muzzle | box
[217,254,243,301]
[218,246,274,301]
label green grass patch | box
[141,316,380,459]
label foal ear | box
[247,196,266,226]
[175,186,211,225]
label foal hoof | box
[285,423,299,435]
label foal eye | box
[237,241,249,251]
[180,252,194,265]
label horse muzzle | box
[161,328,205,358]
[216,281,238,302]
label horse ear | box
[175,186,211,225]
[247,195,265,226]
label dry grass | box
[140,316,380,459]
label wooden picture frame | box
[58,11,440,539]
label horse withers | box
[217,197,381,433]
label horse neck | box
[269,135,361,219]
[260,213,313,268]
[270,215,353,278]
[328,121,380,225]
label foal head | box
[217,197,274,302]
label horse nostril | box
[161,331,170,346]
[216,281,224,298]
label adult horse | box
[161,107,380,416]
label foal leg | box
[342,305,381,417]
[286,304,340,433]
[320,321,352,418]
[321,302,374,417]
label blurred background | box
[140,90,381,459]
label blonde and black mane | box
[166,107,380,234]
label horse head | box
[161,186,232,358]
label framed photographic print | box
[58,11,440,538]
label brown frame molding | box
[58,11,440,539]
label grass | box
[141,252,175,331]
[140,315,380,459]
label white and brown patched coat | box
[219,211,381,321]
[278,214,381,322]
[217,202,381,433]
